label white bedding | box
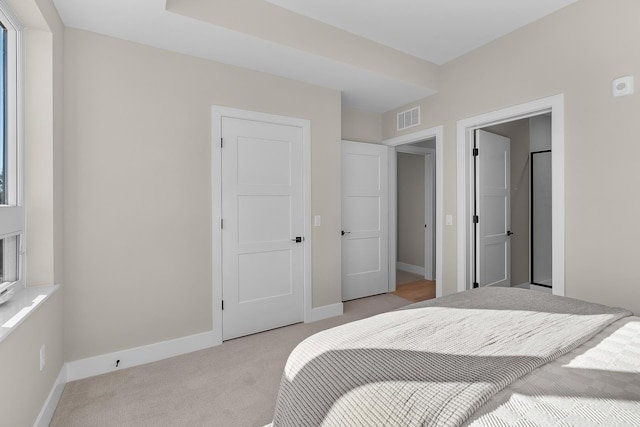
[270,288,633,426]
[465,316,640,426]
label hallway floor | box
[393,270,436,303]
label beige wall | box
[63,29,342,361]
[6,0,639,422]
[483,119,530,286]
[382,0,640,314]
[0,0,65,424]
[397,153,425,268]
[0,291,63,426]
[341,107,382,144]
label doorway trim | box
[384,126,443,298]
[456,94,565,296]
[211,106,312,345]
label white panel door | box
[341,141,389,301]
[222,117,304,340]
[476,130,511,287]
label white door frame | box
[425,152,435,281]
[211,106,312,345]
[395,145,435,280]
[384,126,443,298]
[456,94,565,296]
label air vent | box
[397,106,420,131]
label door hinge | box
[221,137,223,148]
[473,282,479,289]
[221,300,224,310]
[472,148,479,156]
[221,219,224,229]
[473,215,479,224]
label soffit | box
[51,0,577,113]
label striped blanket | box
[272,288,630,426]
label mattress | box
[269,288,637,426]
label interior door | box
[341,140,389,301]
[221,117,304,340]
[475,129,511,287]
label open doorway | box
[394,140,436,302]
[385,126,443,299]
[456,95,564,296]
[473,114,552,293]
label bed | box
[269,287,640,426]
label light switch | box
[314,215,321,227]
[446,214,453,226]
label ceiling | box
[266,0,577,65]
[52,0,577,113]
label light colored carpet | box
[50,293,409,427]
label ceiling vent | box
[397,106,420,131]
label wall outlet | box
[39,345,45,371]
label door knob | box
[291,236,304,243]
[507,230,514,236]
[341,230,351,236]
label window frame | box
[0,0,24,296]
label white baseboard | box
[530,284,553,294]
[309,302,343,322]
[513,283,530,289]
[65,331,218,382]
[513,282,553,294]
[396,262,425,276]
[34,364,67,427]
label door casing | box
[384,126,443,298]
[456,94,565,296]
[211,106,311,345]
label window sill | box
[0,284,59,344]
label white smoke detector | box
[612,75,634,97]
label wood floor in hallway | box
[393,279,436,302]
[394,269,436,303]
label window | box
[0,1,23,302]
